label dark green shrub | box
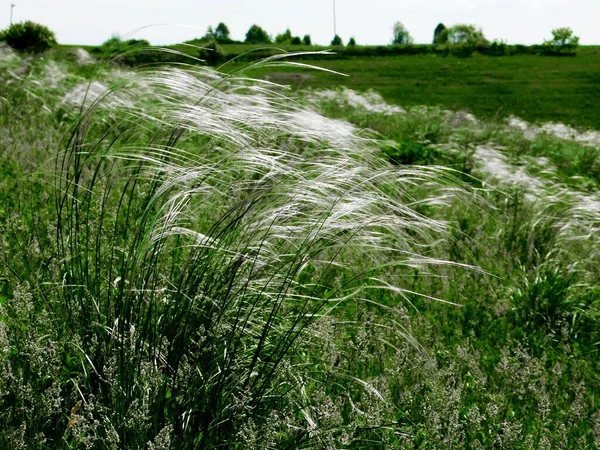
[381,140,439,165]
[302,34,312,46]
[450,41,477,58]
[348,37,357,46]
[1,21,57,53]
[479,40,509,56]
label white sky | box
[1,0,598,46]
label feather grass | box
[52,57,462,447]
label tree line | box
[203,20,580,55]
[392,21,579,56]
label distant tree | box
[290,36,302,45]
[245,24,271,44]
[392,21,413,45]
[331,34,343,46]
[275,29,293,44]
[2,21,57,53]
[204,25,215,40]
[543,27,579,54]
[348,37,356,46]
[214,22,231,42]
[302,34,312,46]
[437,24,486,45]
[437,24,487,57]
[433,23,446,44]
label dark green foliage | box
[274,29,304,46]
[478,39,510,56]
[198,39,226,65]
[433,23,446,44]
[93,36,150,56]
[348,37,356,46]
[302,34,312,46]
[214,22,231,42]
[1,21,57,53]
[381,140,439,165]
[245,24,271,44]
[331,34,343,46]
[91,36,192,66]
[275,28,293,44]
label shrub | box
[437,24,486,46]
[302,34,312,46]
[382,140,439,165]
[542,27,579,55]
[290,36,302,45]
[479,39,510,56]
[437,24,487,57]
[1,21,57,53]
[348,37,357,46]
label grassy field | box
[83,40,600,130]
[1,45,600,448]
[232,49,600,130]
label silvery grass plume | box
[54,57,462,448]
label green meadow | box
[1,39,600,448]
[229,48,600,130]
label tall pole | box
[10,4,15,25]
[333,0,337,37]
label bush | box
[382,140,439,165]
[478,40,510,57]
[542,27,579,55]
[437,24,487,57]
[1,21,57,53]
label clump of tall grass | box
[32,61,461,447]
